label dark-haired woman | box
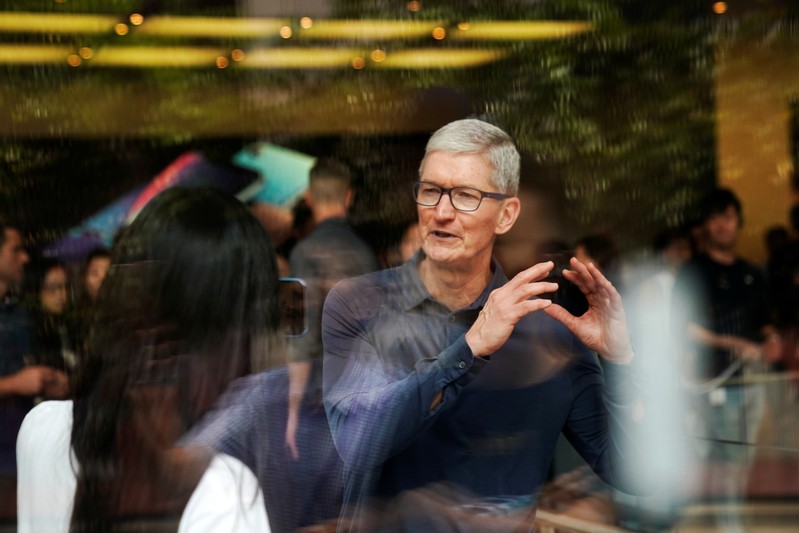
[17,188,279,532]
[25,259,77,389]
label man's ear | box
[495,197,521,236]
[345,188,354,210]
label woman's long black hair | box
[69,187,281,532]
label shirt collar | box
[397,250,508,312]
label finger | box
[515,281,559,301]
[506,261,555,290]
[583,263,625,307]
[584,262,614,296]
[542,302,575,330]
[561,266,596,296]
[516,297,553,316]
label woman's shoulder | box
[179,453,270,533]
[18,400,73,472]
[19,400,73,442]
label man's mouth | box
[432,230,456,238]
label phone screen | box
[279,277,308,337]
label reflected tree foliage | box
[0,0,775,254]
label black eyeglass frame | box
[412,181,511,212]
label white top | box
[17,400,270,533]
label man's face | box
[704,205,740,251]
[417,151,519,269]
[0,228,29,287]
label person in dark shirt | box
[671,187,779,531]
[284,158,378,529]
[26,258,78,377]
[323,119,644,532]
[0,220,65,517]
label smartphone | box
[279,277,308,337]
[541,251,587,316]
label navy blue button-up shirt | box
[323,252,641,524]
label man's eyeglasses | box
[412,181,511,212]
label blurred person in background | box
[766,205,799,341]
[0,220,65,519]
[72,248,111,360]
[25,258,79,381]
[81,248,110,304]
[17,187,280,532]
[283,158,378,529]
[634,227,693,318]
[381,221,422,268]
[323,119,646,532]
[671,187,779,531]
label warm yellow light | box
[370,49,386,62]
[0,12,118,34]
[713,2,728,14]
[0,43,513,69]
[135,16,288,38]
[91,46,223,67]
[0,44,71,64]
[114,23,129,35]
[371,48,507,69]
[299,17,313,29]
[129,13,144,26]
[231,48,245,61]
[432,27,446,40]
[407,1,421,12]
[78,46,93,59]
[279,25,292,39]
[66,54,81,66]
[216,56,229,68]
[296,19,444,40]
[448,21,593,41]
[239,48,361,69]
[0,14,593,42]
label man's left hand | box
[543,257,635,365]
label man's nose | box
[433,192,457,219]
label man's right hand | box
[464,261,557,357]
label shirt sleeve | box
[180,375,262,468]
[322,279,487,473]
[562,348,650,495]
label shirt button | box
[449,316,456,323]
[458,361,467,369]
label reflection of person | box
[671,188,778,530]
[672,189,778,387]
[72,248,111,362]
[17,188,279,532]
[0,221,65,481]
[285,158,378,459]
[81,248,110,303]
[284,159,378,528]
[26,258,78,379]
[323,119,644,531]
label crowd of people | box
[1,118,798,532]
